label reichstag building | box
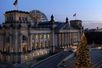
[0,10,82,64]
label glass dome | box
[29,10,48,22]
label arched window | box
[22,45,27,53]
[19,17,22,22]
[22,35,27,43]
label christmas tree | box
[75,33,91,68]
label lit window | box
[45,42,48,47]
[35,42,38,48]
[44,34,46,39]
[25,56,28,60]
[35,43,37,47]
[40,34,43,39]
[36,35,38,39]
[47,34,50,39]
[40,42,42,48]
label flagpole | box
[73,13,76,20]
[17,4,18,10]
[15,5,18,10]
[17,0,18,10]
[74,16,76,20]
[13,0,18,10]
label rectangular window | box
[19,17,21,21]
[47,34,50,39]
[32,35,35,40]
[25,18,27,21]
[36,34,38,39]
[25,55,28,61]
[40,34,43,39]
[35,43,38,48]
[44,34,46,39]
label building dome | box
[29,10,48,22]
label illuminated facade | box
[0,10,82,64]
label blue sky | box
[0,0,102,24]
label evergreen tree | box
[75,33,91,68]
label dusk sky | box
[0,0,102,28]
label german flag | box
[73,13,76,17]
[13,0,18,6]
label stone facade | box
[0,10,82,64]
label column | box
[60,33,62,48]
[28,33,32,51]
[18,32,21,52]
[3,31,6,52]
[17,28,22,63]
[57,33,59,48]
[35,34,38,49]
[51,30,55,53]
[10,34,12,52]
[62,33,64,48]
[69,31,71,48]
[38,34,40,49]
[42,34,45,48]
[68,32,70,48]
[34,34,36,50]
[46,34,49,48]
[30,34,32,50]
[66,32,68,48]
[39,34,41,49]
[64,33,66,48]
[65,33,67,48]
[67,32,69,48]
[20,35,22,52]
[71,32,73,47]
[15,28,19,63]
[63,33,65,48]
[15,28,18,53]
[59,33,61,48]
[31,34,35,50]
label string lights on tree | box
[75,33,91,68]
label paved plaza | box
[59,48,102,68]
